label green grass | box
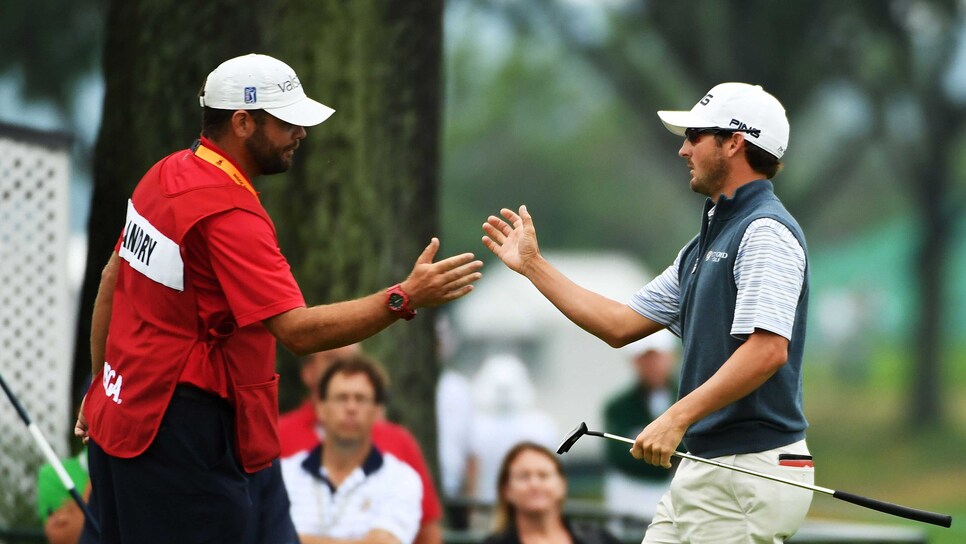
[803,361,966,543]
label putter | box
[1,373,100,536]
[557,422,952,529]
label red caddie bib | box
[84,139,286,472]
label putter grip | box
[832,490,952,528]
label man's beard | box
[689,151,729,198]
[245,127,293,176]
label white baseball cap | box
[657,82,789,159]
[623,329,678,357]
[199,53,335,127]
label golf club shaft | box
[601,432,833,494]
[1,373,101,535]
[598,431,952,528]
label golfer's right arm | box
[483,205,663,346]
[524,256,664,346]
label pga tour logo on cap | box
[200,54,335,127]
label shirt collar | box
[300,443,385,491]
[707,178,774,221]
[192,136,254,186]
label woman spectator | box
[482,442,621,544]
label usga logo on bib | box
[102,361,124,404]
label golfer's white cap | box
[199,53,335,127]
[657,82,789,159]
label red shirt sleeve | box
[193,209,305,327]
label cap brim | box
[266,97,335,127]
[656,110,718,136]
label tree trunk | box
[525,0,959,432]
[261,0,444,473]
[73,0,263,421]
[911,212,946,428]
[908,117,951,428]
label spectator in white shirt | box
[281,354,422,544]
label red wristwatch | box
[386,284,416,320]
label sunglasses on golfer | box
[684,127,749,144]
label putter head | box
[556,422,589,454]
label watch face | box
[389,292,405,310]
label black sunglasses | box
[684,127,747,144]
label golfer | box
[483,82,813,542]
[75,53,482,544]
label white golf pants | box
[643,440,814,544]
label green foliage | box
[0,0,107,115]
[443,0,965,250]
[442,2,695,265]
[443,0,966,428]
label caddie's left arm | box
[630,330,788,467]
[89,251,120,376]
[75,251,121,443]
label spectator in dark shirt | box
[602,330,679,521]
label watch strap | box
[386,284,416,320]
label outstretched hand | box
[401,238,483,308]
[481,205,541,276]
